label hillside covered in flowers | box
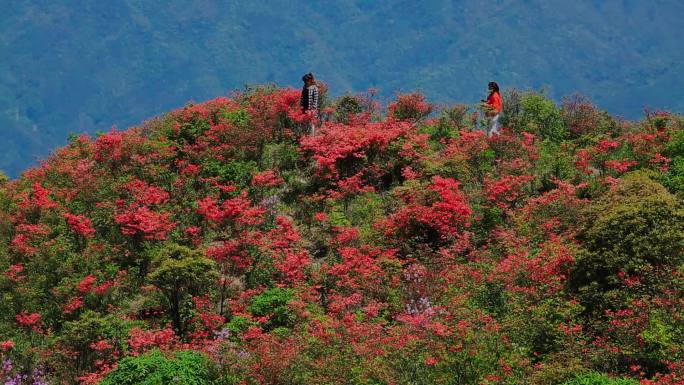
[0,86,683,385]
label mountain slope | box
[0,87,683,384]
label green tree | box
[505,91,567,142]
[248,287,296,331]
[100,349,218,385]
[149,243,218,337]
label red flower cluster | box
[63,213,96,237]
[114,205,176,240]
[251,170,284,188]
[16,311,41,328]
[127,327,176,354]
[76,275,97,293]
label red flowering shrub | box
[300,119,411,184]
[1,87,682,384]
[561,94,615,137]
[114,204,176,240]
[4,264,26,282]
[251,170,284,188]
[63,296,84,314]
[388,92,433,121]
[0,340,15,352]
[63,213,96,237]
[127,327,176,355]
[16,311,41,329]
[381,176,472,253]
[485,174,534,209]
[76,275,97,293]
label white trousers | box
[488,114,501,137]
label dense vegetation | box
[3,0,684,176]
[0,86,683,384]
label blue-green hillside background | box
[1,0,683,177]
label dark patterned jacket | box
[300,84,319,112]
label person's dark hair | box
[302,73,314,83]
[488,81,500,93]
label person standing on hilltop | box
[300,72,319,135]
[481,81,503,137]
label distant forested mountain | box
[1,0,683,176]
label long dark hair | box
[301,73,314,94]
[488,81,500,97]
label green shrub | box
[149,243,219,337]
[507,91,567,142]
[260,142,299,171]
[663,126,684,196]
[663,156,684,196]
[561,372,639,385]
[171,112,211,145]
[346,192,384,241]
[528,352,587,385]
[220,108,250,128]
[225,315,255,335]
[248,287,296,330]
[202,159,258,187]
[570,172,684,312]
[334,95,364,124]
[100,349,218,385]
[420,104,468,145]
[60,310,141,352]
[534,140,578,189]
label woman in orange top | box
[482,81,503,136]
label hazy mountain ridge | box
[1,0,683,176]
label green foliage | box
[346,193,384,240]
[248,287,296,330]
[260,142,300,171]
[58,311,143,371]
[225,315,255,335]
[581,172,684,268]
[561,372,639,385]
[220,109,251,128]
[326,193,384,241]
[663,126,684,196]
[202,159,258,187]
[570,172,684,312]
[663,156,684,197]
[420,105,468,148]
[328,203,352,228]
[517,92,568,142]
[534,140,577,188]
[504,90,569,142]
[174,114,212,145]
[528,353,587,385]
[100,349,218,385]
[639,310,681,364]
[149,243,219,336]
[665,123,684,157]
[59,310,140,350]
[334,95,365,124]
[420,106,468,148]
